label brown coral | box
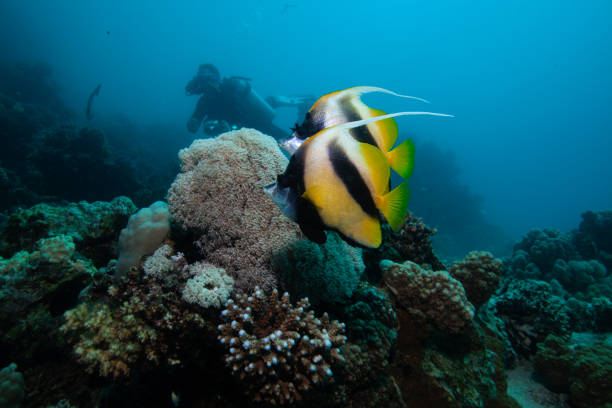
[381,260,474,333]
[167,129,301,293]
[449,251,502,306]
[217,287,346,405]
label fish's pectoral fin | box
[358,142,390,196]
[369,108,398,152]
[375,181,410,231]
[386,138,415,179]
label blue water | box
[2,0,611,240]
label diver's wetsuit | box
[187,77,286,139]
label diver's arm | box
[187,96,208,133]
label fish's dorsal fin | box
[332,111,454,133]
[312,86,430,113]
[340,86,431,104]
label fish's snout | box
[263,182,277,197]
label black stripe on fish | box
[295,111,326,140]
[341,99,378,147]
[327,140,378,218]
[296,197,327,244]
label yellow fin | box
[369,108,398,152]
[375,181,410,231]
[348,217,382,248]
[359,142,390,196]
[386,138,415,179]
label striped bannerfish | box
[280,86,429,179]
[266,111,452,248]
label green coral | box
[534,333,612,408]
[0,196,137,259]
[0,363,24,408]
[274,231,364,308]
[341,284,397,348]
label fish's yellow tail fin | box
[375,181,410,231]
[386,138,415,179]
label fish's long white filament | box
[334,111,454,132]
[346,86,431,104]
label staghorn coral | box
[449,251,502,307]
[182,261,234,308]
[217,287,346,405]
[380,260,474,333]
[167,129,301,293]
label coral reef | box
[0,234,95,361]
[217,287,346,405]
[167,129,301,293]
[506,225,611,299]
[182,262,234,308]
[449,251,503,307]
[381,259,474,333]
[0,362,25,408]
[116,201,170,278]
[363,212,445,275]
[61,245,211,379]
[61,301,159,378]
[534,333,612,408]
[490,279,571,355]
[274,231,364,309]
[0,196,137,262]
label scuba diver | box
[185,64,315,140]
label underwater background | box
[0,1,611,407]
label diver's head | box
[186,63,221,95]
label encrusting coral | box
[449,251,502,307]
[380,259,474,333]
[167,129,301,293]
[217,287,346,405]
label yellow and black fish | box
[266,111,451,248]
[280,86,430,179]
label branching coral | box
[167,129,301,293]
[381,260,474,333]
[61,244,211,378]
[449,251,502,307]
[217,287,346,405]
[61,301,159,378]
